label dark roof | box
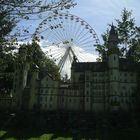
[136,62,140,72]
[72,62,108,72]
[72,58,140,73]
[119,58,137,72]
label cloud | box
[41,43,98,78]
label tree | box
[0,0,76,43]
[97,8,140,61]
[116,8,140,60]
[0,10,16,94]
[96,29,110,61]
[0,0,76,17]
[19,42,60,80]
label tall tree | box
[97,8,140,61]
[0,10,16,94]
[116,8,140,59]
[19,42,60,80]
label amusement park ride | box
[34,12,100,78]
[14,0,100,78]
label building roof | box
[72,58,140,73]
[136,62,140,72]
[119,58,137,72]
[72,62,108,72]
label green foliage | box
[0,11,16,94]
[0,51,15,93]
[19,42,60,80]
[96,29,109,61]
[0,10,16,52]
[0,11,15,43]
[116,8,140,59]
[97,8,140,62]
[0,0,76,19]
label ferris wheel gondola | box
[34,12,100,78]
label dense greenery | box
[0,9,16,93]
[20,42,60,80]
[96,8,140,61]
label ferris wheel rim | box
[34,12,100,45]
[34,12,100,78]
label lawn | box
[0,131,75,140]
[1,111,140,140]
[1,128,140,140]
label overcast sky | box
[70,0,140,42]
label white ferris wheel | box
[34,12,100,78]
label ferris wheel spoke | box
[48,51,62,58]
[64,16,70,41]
[36,24,50,34]
[80,46,95,53]
[57,16,68,41]
[79,40,95,47]
[58,14,68,40]
[65,16,75,41]
[66,16,74,41]
[74,26,87,42]
[77,37,95,46]
[71,19,82,42]
[76,54,86,62]
[47,23,65,43]
[74,23,85,40]
[77,35,93,44]
[50,17,66,42]
[63,16,72,41]
[44,19,64,42]
[68,16,77,42]
[58,15,67,41]
[39,28,62,44]
[46,49,64,57]
[50,51,64,58]
[55,55,64,61]
[80,53,92,61]
[74,21,87,41]
[47,34,61,44]
[76,31,90,43]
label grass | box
[1,129,140,140]
[0,132,77,140]
[0,131,7,137]
[1,111,140,140]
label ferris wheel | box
[34,12,100,78]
